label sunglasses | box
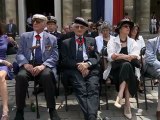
[32,19,43,24]
[122,25,130,28]
[92,28,97,30]
[75,25,85,29]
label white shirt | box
[30,31,44,60]
[95,35,115,53]
[151,19,157,25]
[136,35,145,51]
[75,35,88,61]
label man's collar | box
[49,31,55,34]
[75,35,83,40]
[34,31,44,38]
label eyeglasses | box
[122,25,130,28]
[75,25,85,29]
[32,19,43,24]
[92,28,97,30]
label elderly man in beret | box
[61,17,100,120]
[14,14,60,120]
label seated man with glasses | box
[14,14,60,120]
[61,17,100,120]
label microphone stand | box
[30,46,40,119]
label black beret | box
[74,17,88,27]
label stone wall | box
[124,0,134,21]
[62,0,91,26]
[125,0,150,32]
[62,0,73,26]
[138,0,150,32]
[5,0,17,24]
[0,0,6,20]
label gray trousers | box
[146,65,160,98]
[63,70,99,120]
[15,67,56,110]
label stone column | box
[18,0,26,35]
[5,0,17,24]
[62,0,73,26]
[81,0,91,20]
[124,0,134,21]
[73,0,81,18]
[54,0,62,30]
[138,0,150,32]
[0,0,6,20]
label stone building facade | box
[0,0,158,34]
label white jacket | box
[136,35,145,51]
[95,35,115,53]
[103,35,140,80]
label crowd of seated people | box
[2,13,160,120]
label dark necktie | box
[76,37,83,62]
[9,24,12,32]
[35,34,42,64]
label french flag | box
[104,0,124,26]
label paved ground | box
[5,79,159,120]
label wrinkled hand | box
[24,64,34,74]
[77,62,90,72]
[2,60,13,69]
[111,53,118,60]
[33,65,46,76]
[81,69,90,77]
[8,37,19,48]
[126,55,132,62]
[8,37,14,42]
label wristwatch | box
[87,61,92,66]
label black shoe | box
[103,117,111,120]
[153,79,159,86]
[138,81,144,93]
[14,110,24,120]
[138,85,144,93]
[88,115,96,120]
[49,109,60,120]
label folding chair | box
[61,70,73,111]
[140,47,158,110]
[99,46,109,110]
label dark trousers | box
[63,70,99,120]
[15,67,56,110]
